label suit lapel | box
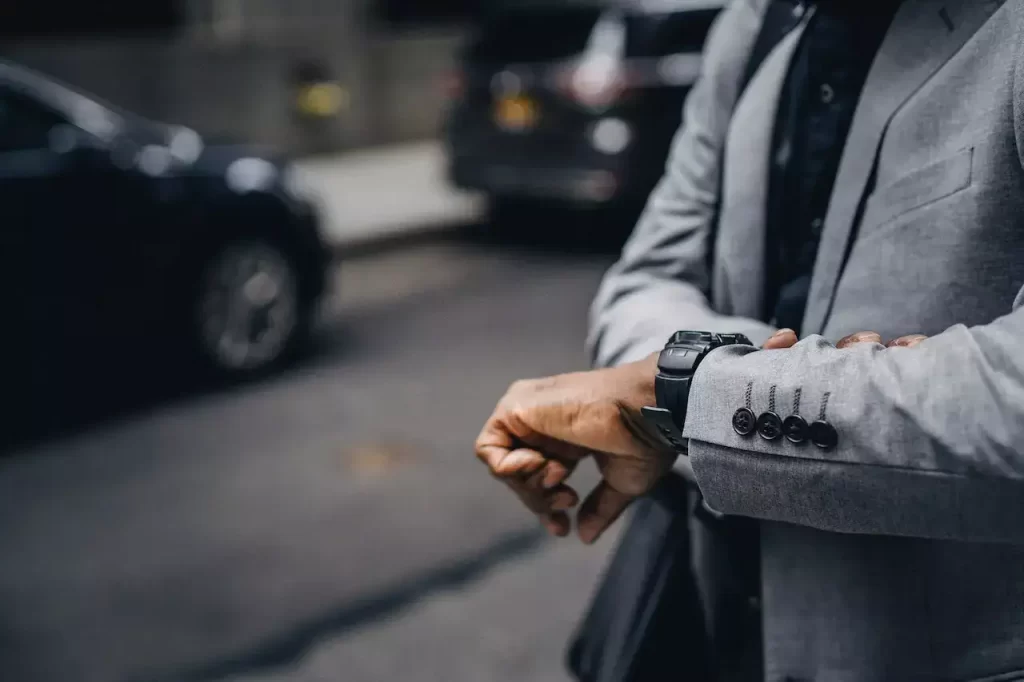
[801,0,1003,336]
[715,15,811,320]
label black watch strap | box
[642,332,752,452]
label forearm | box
[683,309,1024,543]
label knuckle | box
[505,405,531,432]
[508,378,533,394]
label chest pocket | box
[861,146,974,231]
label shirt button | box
[820,83,835,104]
[792,2,806,18]
[810,217,824,233]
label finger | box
[475,409,551,474]
[540,458,576,490]
[762,328,798,350]
[506,478,579,515]
[523,458,569,490]
[836,331,883,349]
[483,447,547,479]
[887,334,928,348]
[547,485,580,512]
[475,413,514,469]
[540,512,571,537]
[576,480,635,545]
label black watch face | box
[669,331,716,346]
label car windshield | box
[30,77,126,141]
[4,64,172,146]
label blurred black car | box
[443,0,725,222]
[0,61,331,387]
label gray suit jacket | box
[589,0,1024,679]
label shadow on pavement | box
[3,367,205,456]
[143,527,548,682]
[0,351,332,457]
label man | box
[475,0,1024,680]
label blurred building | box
[0,0,473,154]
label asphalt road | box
[0,237,622,682]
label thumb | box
[576,480,635,545]
[762,328,797,350]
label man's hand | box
[474,329,803,544]
[475,355,671,544]
[837,331,929,349]
[475,328,928,545]
[774,328,929,351]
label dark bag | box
[565,475,766,682]
[566,474,714,682]
[565,5,800,681]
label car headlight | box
[590,118,632,155]
[281,164,319,204]
[226,157,278,194]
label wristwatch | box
[641,331,753,452]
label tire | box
[188,236,310,379]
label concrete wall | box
[2,28,465,156]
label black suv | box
[444,0,724,220]
[0,61,331,389]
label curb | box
[329,217,482,261]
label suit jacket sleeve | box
[684,294,1024,544]
[685,22,1024,544]
[587,0,775,369]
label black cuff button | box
[782,415,808,444]
[732,407,756,436]
[809,420,839,450]
[756,412,783,441]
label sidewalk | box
[297,141,486,251]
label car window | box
[0,87,67,153]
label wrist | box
[613,353,675,456]
[618,352,660,414]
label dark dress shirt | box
[766,1,901,334]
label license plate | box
[494,95,539,132]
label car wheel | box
[191,237,307,378]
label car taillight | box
[441,71,465,99]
